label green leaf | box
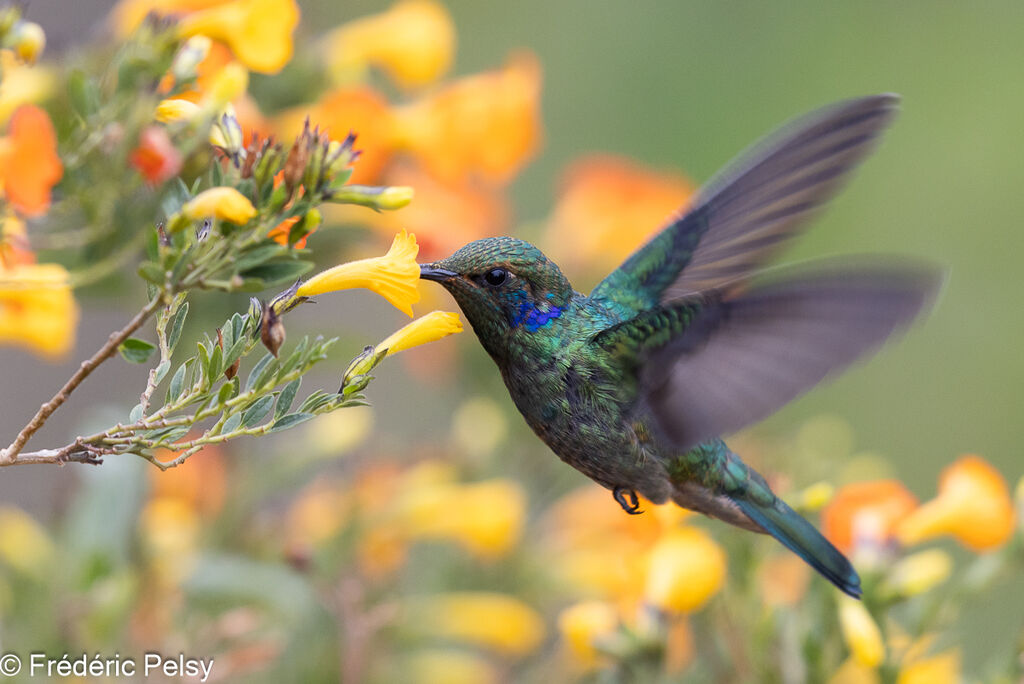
[138,261,165,285]
[224,337,247,370]
[240,259,314,286]
[168,362,187,403]
[128,403,144,423]
[217,378,237,405]
[168,302,189,352]
[153,360,171,386]
[209,343,223,378]
[235,244,287,272]
[197,341,212,386]
[222,412,242,434]
[276,378,301,418]
[68,70,100,118]
[241,395,275,427]
[270,413,315,433]
[162,178,192,221]
[231,312,246,342]
[246,353,274,392]
[119,338,156,364]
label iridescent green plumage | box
[420,95,941,598]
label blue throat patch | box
[511,299,563,332]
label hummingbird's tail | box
[670,443,861,598]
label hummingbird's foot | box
[613,487,643,515]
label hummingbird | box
[419,95,939,598]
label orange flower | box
[149,445,227,515]
[393,52,542,185]
[0,261,78,359]
[544,154,694,280]
[896,455,1015,551]
[821,480,918,554]
[0,105,62,217]
[130,125,183,186]
[276,86,395,184]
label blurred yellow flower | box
[558,600,619,668]
[0,51,55,125]
[0,506,54,575]
[790,481,835,513]
[822,479,918,554]
[111,0,233,36]
[410,592,545,656]
[305,406,374,457]
[297,229,421,316]
[182,186,256,224]
[0,261,78,359]
[178,0,300,74]
[838,596,885,668]
[139,496,201,585]
[393,52,542,184]
[451,395,508,458]
[896,650,960,684]
[396,478,524,558]
[406,649,498,684]
[286,478,351,549]
[324,0,455,90]
[896,455,1015,551]
[9,21,46,64]
[544,154,694,279]
[829,658,881,684]
[643,527,726,613]
[0,104,63,217]
[885,549,952,598]
[204,61,249,107]
[156,98,202,123]
[375,311,463,356]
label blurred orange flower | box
[277,87,395,184]
[149,445,227,516]
[323,0,455,90]
[0,105,63,217]
[544,154,694,278]
[111,0,232,36]
[130,125,183,186]
[0,261,78,359]
[821,480,918,554]
[177,0,300,74]
[393,52,542,185]
[896,455,1015,551]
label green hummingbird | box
[419,95,939,598]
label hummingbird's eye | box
[483,268,508,287]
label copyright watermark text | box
[0,652,213,680]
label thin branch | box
[1,296,163,465]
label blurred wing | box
[639,260,941,452]
[592,95,901,314]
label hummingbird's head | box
[420,237,574,358]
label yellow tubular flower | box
[896,455,1015,551]
[156,98,202,123]
[177,0,300,74]
[885,549,952,597]
[409,592,545,657]
[896,650,960,684]
[376,310,462,355]
[644,527,726,613]
[557,600,619,668]
[0,262,78,359]
[838,596,885,668]
[323,0,455,89]
[182,186,256,224]
[297,229,421,316]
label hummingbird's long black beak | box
[419,264,458,282]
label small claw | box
[613,486,643,515]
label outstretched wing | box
[628,259,942,453]
[591,95,901,315]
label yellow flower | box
[0,262,78,359]
[286,478,351,549]
[409,592,545,656]
[451,395,508,458]
[396,478,524,558]
[182,186,256,224]
[9,21,46,64]
[139,496,201,585]
[323,0,455,90]
[643,527,726,613]
[838,596,885,668]
[829,658,881,684]
[296,229,421,316]
[885,549,952,598]
[405,649,498,684]
[0,506,54,575]
[557,600,619,668]
[178,0,300,74]
[204,61,249,107]
[896,455,1015,551]
[0,51,55,126]
[790,481,835,513]
[896,650,960,684]
[156,98,202,123]
[375,310,463,355]
[110,0,233,36]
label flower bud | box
[156,98,202,124]
[9,20,45,64]
[330,184,414,211]
[182,187,256,225]
[260,300,285,357]
[171,35,212,85]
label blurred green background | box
[3,0,1022,677]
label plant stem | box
[1,296,163,465]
